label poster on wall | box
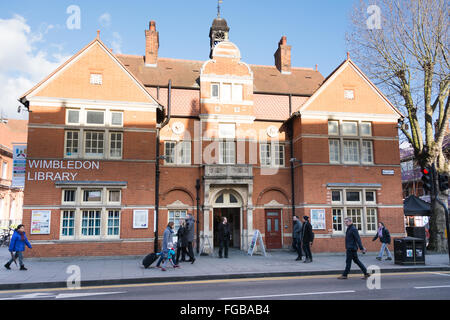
[11,144,27,188]
[133,210,148,229]
[310,209,326,230]
[31,210,51,235]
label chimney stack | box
[145,21,159,67]
[274,36,291,74]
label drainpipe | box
[196,179,201,254]
[289,94,296,217]
[154,80,171,253]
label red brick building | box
[19,17,405,257]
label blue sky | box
[0,0,359,119]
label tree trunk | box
[427,191,449,253]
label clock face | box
[267,126,279,138]
[172,122,185,135]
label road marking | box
[0,291,126,300]
[414,285,450,289]
[0,271,446,295]
[220,290,356,300]
[428,272,450,277]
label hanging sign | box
[247,230,267,257]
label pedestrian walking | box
[293,216,303,261]
[156,222,177,268]
[373,222,392,261]
[218,217,231,259]
[157,243,180,271]
[301,216,313,263]
[4,224,32,271]
[176,220,188,264]
[338,217,370,280]
[185,213,196,264]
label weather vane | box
[217,0,223,18]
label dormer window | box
[90,74,103,85]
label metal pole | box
[196,179,201,254]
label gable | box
[299,60,403,120]
[23,40,159,105]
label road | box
[0,271,449,301]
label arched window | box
[214,191,241,207]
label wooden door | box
[265,210,282,249]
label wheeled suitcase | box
[142,253,158,268]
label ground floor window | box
[82,210,101,236]
[168,210,188,232]
[61,210,75,236]
[107,210,120,236]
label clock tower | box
[209,5,230,59]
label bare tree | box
[347,0,449,252]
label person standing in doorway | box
[4,224,32,271]
[185,213,196,264]
[218,217,231,259]
[293,216,303,261]
[373,222,392,261]
[338,217,370,280]
[302,216,313,263]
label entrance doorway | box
[265,209,282,249]
[214,208,241,248]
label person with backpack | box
[176,220,188,264]
[292,216,303,261]
[372,222,392,261]
[338,217,370,280]
[302,216,314,263]
[4,224,32,271]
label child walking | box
[4,224,32,271]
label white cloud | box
[99,13,111,28]
[110,32,122,54]
[0,15,70,119]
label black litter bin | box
[394,237,426,265]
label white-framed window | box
[260,143,285,167]
[81,210,101,237]
[360,122,372,136]
[62,189,76,204]
[107,210,120,236]
[366,208,378,232]
[86,110,105,125]
[110,132,123,158]
[65,131,80,158]
[67,109,80,125]
[329,139,340,164]
[84,131,104,158]
[361,140,373,164]
[332,208,344,233]
[341,122,358,136]
[90,73,103,85]
[82,189,102,204]
[108,190,121,204]
[219,141,236,165]
[221,83,232,101]
[343,140,359,164]
[61,210,76,237]
[211,83,220,100]
[328,121,339,135]
[168,210,188,234]
[331,188,378,234]
[1,162,7,180]
[111,112,123,127]
[219,123,236,139]
[164,141,191,165]
[232,84,243,101]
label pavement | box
[0,247,449,291]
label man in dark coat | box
[185,213,196,264]
[338,217,370,279]
[293,216,303,261]
[176,220,188,264]
[218,217,231,258]
[301,216,313,263]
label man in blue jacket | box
[4,224,32,271]
[338,218,370,280]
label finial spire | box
[217,0,223,18]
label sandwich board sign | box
[247,230,266,257]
